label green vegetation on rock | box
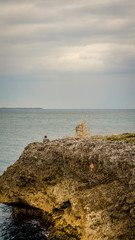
[105,133,135,143]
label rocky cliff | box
[0,134,135,240]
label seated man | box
[43,135,50,143]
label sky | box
[0,0,135,109]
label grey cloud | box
[0,0,135,77]
[0,17,133,45]
[76,1,135,17]
[0,0,134,45]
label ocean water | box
[0,109,135,239]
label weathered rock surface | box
[0,135,135,239]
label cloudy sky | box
[0,0,135,109]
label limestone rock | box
[0,136,135,239]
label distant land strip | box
[0,108,43,109]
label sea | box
[0,108,135,239]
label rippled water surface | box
[0,204,48,240]
[0,109,135,239]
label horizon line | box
[0,107,135,110]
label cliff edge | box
[0,134,135,239]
